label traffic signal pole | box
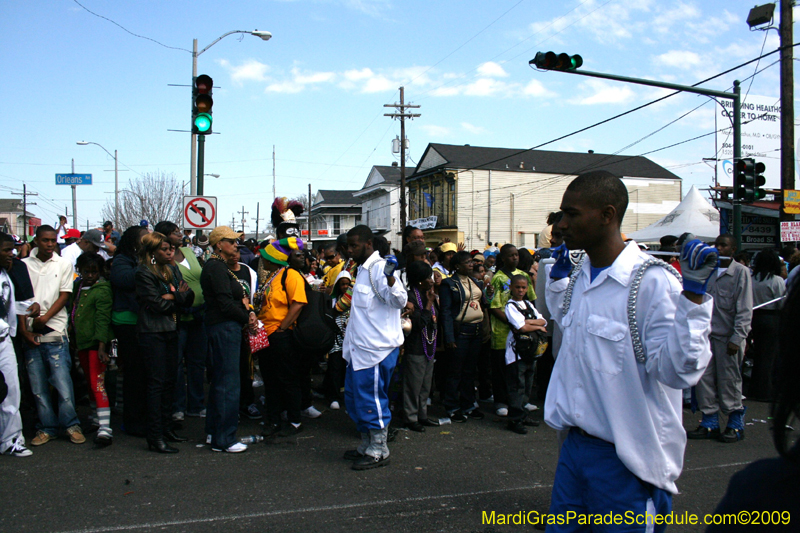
[197,134,205,196]
[531,63,742,247]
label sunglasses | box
[220,238,237,245]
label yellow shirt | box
[257,268,308,336]
[322,260,345,289]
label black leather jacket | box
[135,265,194,334]
[440,274,484,345]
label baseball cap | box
[208,226,244,247]
[82,229,108,250]
[65,229,81,240]
[440,242,457,254]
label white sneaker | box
[212,442,248,453]
[186,409,206,418]
[2,437,32,457]
[206,434,212,445]
[426,398,432,406]
[172,411,185,422]
[496,407,509,417]
[302,406,322,418]
[524,403,539,412]
[330,401,340,410]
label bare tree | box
[101,171,183,230]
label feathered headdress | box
[271,197,304,227]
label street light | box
[190,30,272,196]
[205,173,220,178]
[77,141,118,228]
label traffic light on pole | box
[754,161,766,201]
[735,158,755,203]
[192,74,213,135]
[529,51,583,71]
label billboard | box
[716,94,781,189]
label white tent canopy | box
[627,186,720,243]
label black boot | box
[147,438,178,454]
[163,430,188,443]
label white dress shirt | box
[22,249,74,341]
[504,299,546,365]
[544,242,713,493]
[343,251,408,371]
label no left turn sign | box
[183,196,217,230]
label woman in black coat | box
[135,232,194,453]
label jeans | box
[25,337,80,435]
[139,331,179,441]
[205,321,242,449]
[443,323,481,413]
[174,317,208,415]
[113,324,146,436]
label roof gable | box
[313,190,361,206]
[410,143,680,181]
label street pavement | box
[0,393,781,533]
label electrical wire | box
[72,0,191,53]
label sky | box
[0,0,792,233]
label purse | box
[248,326,270,353]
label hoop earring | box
[151,256,157,265]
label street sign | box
[317,229,329,236]
[183,196,217,230]
[781,221,800,242]
[741,213,777,246]
[301,229,309,236]
[55,173,92,185]
[784,190,800,214]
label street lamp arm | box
[198,30,270,57]
[77,141,115,160]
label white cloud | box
[293,69,336,84]
[464,78,507,97]
[653,50,703,69]
[476,61,508,78]
[421,125,451,137]
[217,59,270,85]
[574,80,636,105]
[265,81,304,94]
[461,122,485,135]
[362,74,395,93]
[523,79,554,97]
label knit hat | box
[260,237,305,266]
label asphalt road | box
[0,394,780,533]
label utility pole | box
[15,184,37,239]
[237,206,249,234]
[780,0,795,221]
[252,202,262,241]
[384,87,421,231]
[71,159,78,229]
[230,214,236,227]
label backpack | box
[282,269,337,354]
[509,300,548,364]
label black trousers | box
[239,331,255,409]
[139,331,179,441]
[114,324,147,437]
[491,348,510,407]
[749,309,781,401]
[262,330,303,425]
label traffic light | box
[529,51,583,71]
[735,158,755,203]
[754,161,767,201]
[192,74,213,135]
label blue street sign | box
[55,173,92,185]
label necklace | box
[414,288,437,360]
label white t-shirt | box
[56,222,70,244]
[503,299,545,365]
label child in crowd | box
[323,271,352,410]
[402,260,438,432]
[70,253,114,446]
[503,274,546,435]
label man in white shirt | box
[342,225,407,470]
[544,171,716,531]
[21,225,84,446]
[55,216,70,247]
[60,229,109,273]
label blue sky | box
[0,0,789,232]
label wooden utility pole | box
[237,206,249,234]
[780,0,795,221]
[252,202,261,241]
[384,87,420,231]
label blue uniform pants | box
[345,348,398,433]
[547,429,672,533]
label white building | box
[353,163,406,251]
[308,190,362,248]
[407,143,683,250]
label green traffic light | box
[194,113,212,133]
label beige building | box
[407,143,682,250]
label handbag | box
[248,326,270,353]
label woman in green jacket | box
[69,253,114,446]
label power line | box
[72,0,191,53]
